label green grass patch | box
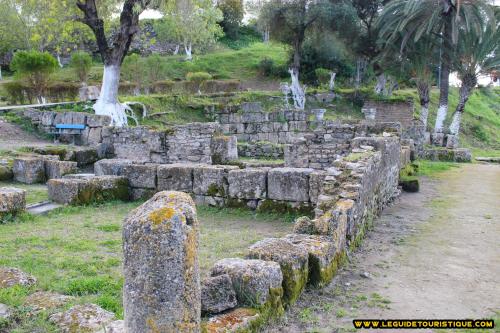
[0,181,48,204]
[414,160,461,178]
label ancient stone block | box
[445,135,459,149]
[247,238,309,305]
[211,136,238,164]
[123,192,200,333]
[431,132,445,146]
[94,159,133,176]
[49,304,115,333]
[44,160,78,180]
[267,168,313,202]
[86,114,111,128]
[201,274,237,314]
[73,147,99,166]
[24,292,73,313]
[130,188,157,201]
[96,320,124,333]
[157,163,196,192]
[241,102,263,113]
[121,164,157,189]
[285,234,338,287]
[228,168,267,199]
[0,187,26,217]
[0,303,11,320]
[309,171,327,204]
[211,258,283,307]
[48,176,129,205]
[284,142,309,168]
[13,157,46,184]
[78,85,100,102]
[0,267,36,289]
[193,165,238,196]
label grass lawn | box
[0,181,48,204]
[0,200,292,332]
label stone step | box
[26,201,62,215]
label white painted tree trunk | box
[434,104,447,133]
[329,72,336,91]
[94,65,128,127]
[449,111,462,135]
[174,45,180,55]
[374,73,386,95]
[0,67,2,81]
[263,28,270,44]
[420,105,429,128]
[289,69,306,110]
[57,54,63,68]
[184,42,192,61]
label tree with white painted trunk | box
[75,0,164,127]
[449,16,499,137]
[377,0,493,133]
[159,0,223,61]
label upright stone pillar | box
[123,191,200,333]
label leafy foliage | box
[69,51,93,84]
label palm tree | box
[377,0,493,133]
[449,14,500,137]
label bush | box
[217,0,244,39]
[10,50,58,102]
[315,68,331,85]
[69,51,92,84]
[259,58,275,77]
[186,71,213,83]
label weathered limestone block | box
[123,191,200,333]
[157,163,197,192]
[0,267,36,289]
[193,165,239,196]
[130,188,157,201]
[204,308,261,333]
[285,234,338,287]
[201,274,237,315]
[49,304,115,333]
[48,176,129,205]
[284,142,309,168]
[400,147,411,168]
[54,111,87,126]
[267,168,313,202]
[0,303,11,320]
[211,258,283,307]
[0,165,13,181]
[431,132,445,146]
[247,238,309,305]
[96,320,124,333]
[74,147,99,166]
[44,160,78,180]
[86,114,111,128]
[24,291,73,313]
[228,168,267,199]
[122,164,158,189]
[0,187,26,217]
[94,159,133,176]
[446,135,459,149]
[309,171,327,205]
[193,195,226,208]
[423,148,472,163]
[13,157,46,184]
[211,136,238,164]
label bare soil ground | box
[267,163,500,333]
[0,116,53,151]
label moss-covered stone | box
[0,166,13,181]
[257,200,313,217]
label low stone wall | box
[18,109,111,145]
[101,123,224,164]
[237,141,284,159]
[94,160,321,212]
[0,187,26,219]
[422,148,472,163]
[362,100,414,128]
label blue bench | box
[52,124,86,144]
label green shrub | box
[10,50,58,102]
[315,68,331,85]
[259,58,274,77]
[186,71,213,83]
[69,51,93,84]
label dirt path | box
[0,116,53,150]
[267,163,500,333]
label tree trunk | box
[289,69,306,110]
[174,45,180,55]
[263,28,270,44]
[435,13,452,133]
[57,54,63,68]
[374,73,386,95]
[94,65,128,127]
[329,72,336,91]
[449,74,476,136]
[0,67,2,81]
[417,81,430,128]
